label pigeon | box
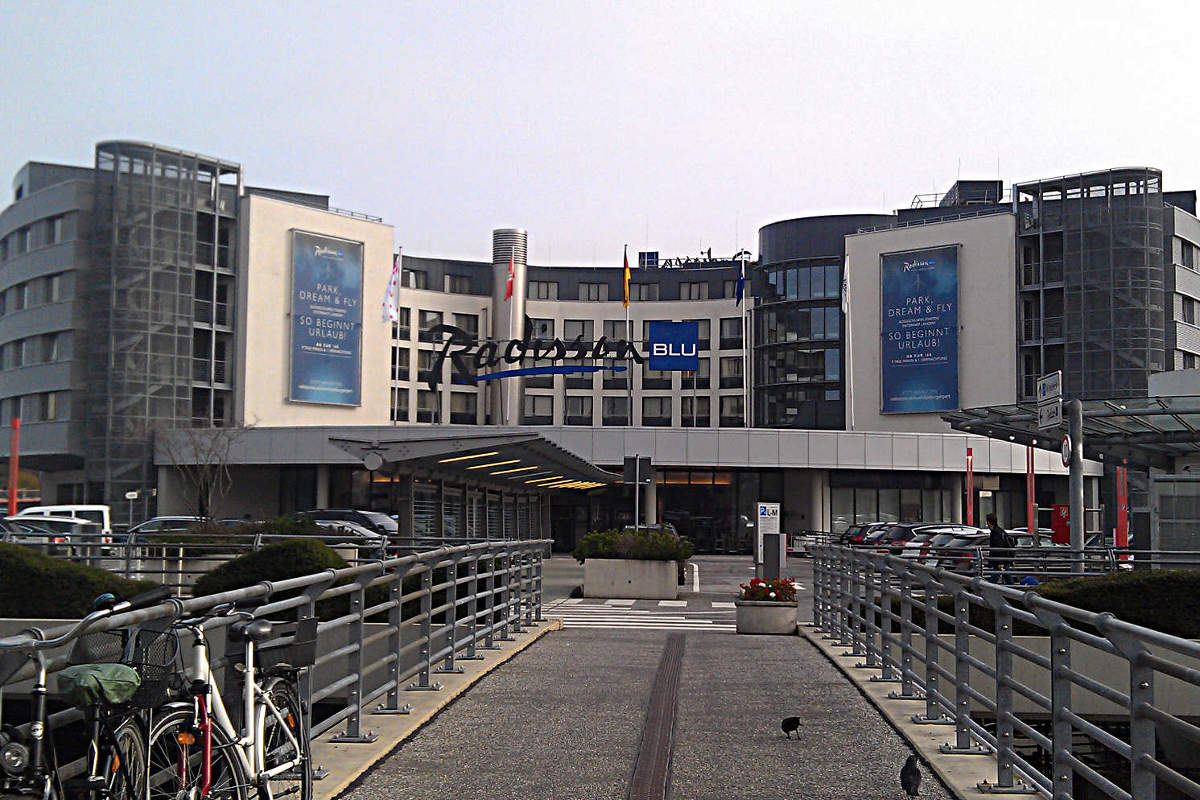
[780,716,800,739]
[900,754,921,796]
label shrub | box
[191,538,348,598]
[572,528,694,563]
[0,542,157,618]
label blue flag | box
[735,260,745,305]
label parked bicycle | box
[145,604,316,800]
[0,585,173,800]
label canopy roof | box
[943,396,1200,469]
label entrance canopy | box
[943,397,1200,469]
[328,430,619,491]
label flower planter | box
[734,599,798,635]
[584,558,678,599]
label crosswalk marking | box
[546,598,736,633]
[711,601,736,609]
[658,600,688,607]
[605,599,636,606]
[561,598,583,604]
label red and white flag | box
[382,251,401,322]
[505,247,515,301]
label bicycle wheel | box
[257,678,311,800]
[146,708,248,800]
[103,716,147,800]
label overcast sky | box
[4,1,1199,265]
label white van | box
[16,505,113,538]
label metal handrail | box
[0,539,549,755]
[811,545,1200,799]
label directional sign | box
[1037,399,1063,430]
[1037,371,1062,402]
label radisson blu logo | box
[314,245,344,259]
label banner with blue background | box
[290,230,363,406]
[880,245,959,413]
[647,321,700,371]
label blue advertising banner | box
[647,321,700,371]
[880,245,959,413]
[290,230,363,405]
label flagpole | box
[508,245,515,426]
[741,252,750,428]
[624,245,632,425]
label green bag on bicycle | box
[57,663,142,707]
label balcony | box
[193,299,231,327]
[192,359,230,385]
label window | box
[47,216,65,245]
[565,395,592,424]
[402,269,427,290]
[14,227,30,255]
[824,349,840,381]
[392,347,410,381]
[630,283,658,301]
[681,395,710,426]
[0,237,6,261]
[602,396,629,425]
[45,274,62,303]
[1183,239,1196,269]
[719,395,745,426]
[642,396,671,426]
[453,313,479,337]
[445,274,471,294]
[642,361,671,388]
[1186,353,1199,370]
[40,392,60,422]
[680,281,709,300]
[603,320,628,340]
[719,317,742,348]
[579,282,608,301]
[564,319,593,344]
[720,356,743,388]
[390,387,409,422]
[529,280,559,300]
[10,284,27,312]
[417,349,439,382]
[724,280,737,299]
[417,389,439,423]
[530,318,555,339]
[1184,297,1197,326]
[418,310,443,341]
[392,307,411,339]
[685,318,711,349]
[523,394,553,422]
[42,333,66,363]
[685,356,711,389]
[450,391,477,424]
[825,306,840,340]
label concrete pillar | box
[315,464,330,508]
[808,470,829,533]
[949,474,964,524]
[491,228,527,426]
[645,468,657,525]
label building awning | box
[328,430,620,491]
[943,396,1200,469]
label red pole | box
[7,418,19,517]
[1026,445,1036,539]
[966,447,974,527]
[1116,465,1129,551]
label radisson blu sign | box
[880,245,959,414]
[646,321,699,371]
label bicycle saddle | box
[229,619,274,643]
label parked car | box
[16,504,113,540]
[311,520,388,558]
[3,515,100,556]
[126,516,204,542]
[1006,527,1056,548]
[297,509,400,538]
[879,523,982,556]
[841,522,890,546]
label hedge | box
[0,542,157,618]
[572,528,694,564]
[885,569,1200,639]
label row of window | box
[402,270,739,302]
[0,273,67,315]
[762,263,842,304]
[0,391,66,422]
[388,388,745,426]
[1,331,72,370]
[758,346,841,385]
[0,215,70,262]
[758,306,841,343]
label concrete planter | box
[734,600,798,635]
[583,558,678,600]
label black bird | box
[780,716,800,739]
[900,755,921,796]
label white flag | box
[382,251,401,323]
[840,257,850,315]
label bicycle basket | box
[68,629,126,666]
[124,625,184,708]
[256,616,318,671]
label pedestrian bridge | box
[3,546,1199,800]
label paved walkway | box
[343,571,955,800]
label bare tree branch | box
[156,422,256,520]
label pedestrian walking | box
[986,512,1013,584]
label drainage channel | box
[627,632,686,800]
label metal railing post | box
[837,550,853,646]
[889,565,920,700]
[860,554,879,668]
[1033,608,1072,800]
[913,574,946,724]
[522,549,535,626]
[847,554,865,655]
[978,585,1016,789]
[1103,620,1156,800]
[534,546,545,622]
[482,551,501,649]
[407,565,442,692]
[463,554,483,660]
[507,546,523,635]
[437,555,463,675]
[497,549,514,641]
[875,555,896,682]
[378,565,413,714]
[941,585,978,753]
[331,575,378,742]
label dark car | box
[842,522,891,546]
[877,523,981,556]
[297,509,400,538]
